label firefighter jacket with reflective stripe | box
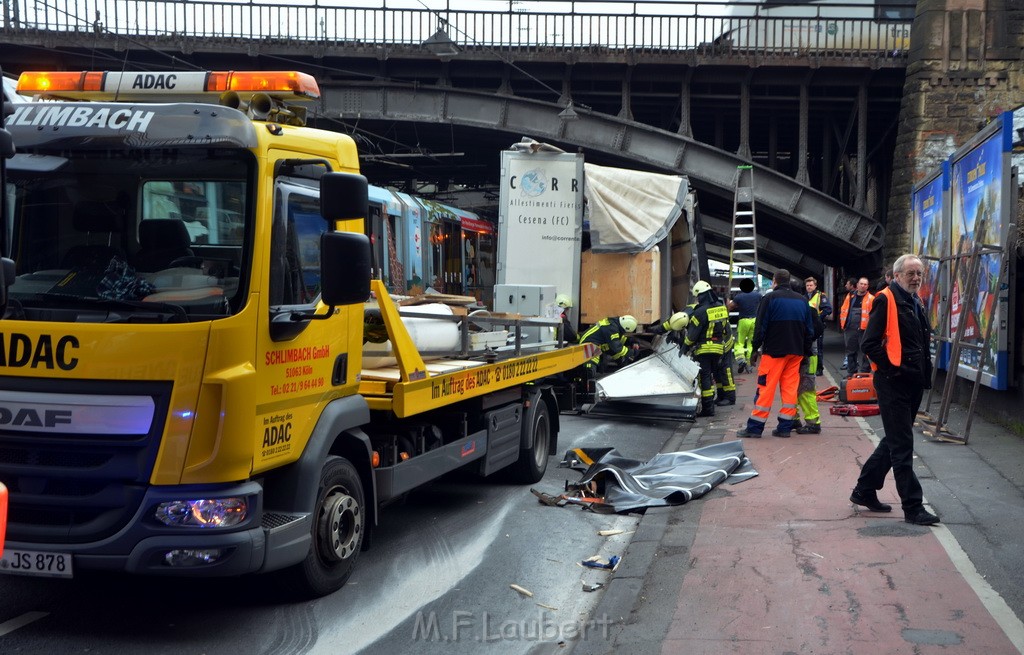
[684,301,732,356]
[579,317,629,364]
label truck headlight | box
[155,498,248,528]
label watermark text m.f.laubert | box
[412,610,615,643]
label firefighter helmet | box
[619,315,638,333]
[692,280,712,295]
[555,293,573,308]
[668,311,689,331]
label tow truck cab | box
[0,70,592,597]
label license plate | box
[0,549,73,578]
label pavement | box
[573,327,1024,655]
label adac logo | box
[0,333,80,371]
[519,170,547,197]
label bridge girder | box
[323,82,883,272]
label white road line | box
[0,611,49,637]
[932,525,1024,653]
[854,414,1024,654]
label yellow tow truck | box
[0,70,594,596]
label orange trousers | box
[747,353,802,432]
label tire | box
[280,456,366,598]
[508,401,551,484]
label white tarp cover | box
[584,163,689,253]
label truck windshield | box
[3,147,254,322]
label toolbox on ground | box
[839,372,876,403]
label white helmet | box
[555,293,573,308]
[619,315,638,333]
[668,311,689,331]
[692,280,712,295]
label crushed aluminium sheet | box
[595,337,700,401]
[559,440,757,513]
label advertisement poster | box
[911,164,949,368]
[497,150,584,320]
[948,116,1012,390]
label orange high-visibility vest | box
[839,292,874,330]
[869,287,902,371]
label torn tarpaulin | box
[555,440,757,513]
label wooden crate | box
[580,248,660,324]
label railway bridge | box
[1,0,1021,277]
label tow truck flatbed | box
[358,281,593,417]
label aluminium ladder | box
[919,223,1015,444]
[727,165,760,305]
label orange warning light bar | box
[16,70,320,102]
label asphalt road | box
[0,413,681,655]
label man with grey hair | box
[850,254,939,525]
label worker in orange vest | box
[838,276,874,375]
[851,254,938,526]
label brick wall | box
[887,0,1023,260]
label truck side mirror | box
[320,232,370,306]
[320,172,369,222]
[0,257,14,317]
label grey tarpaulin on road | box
[558,441,757,513]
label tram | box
[713,0,915,54]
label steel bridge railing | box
[1,0,912,61]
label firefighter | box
[554,293,578,343]
[681,280,733,417]
[648,310,690,349]
[578,314,639,374]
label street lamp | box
[423,22,460,59]
[558,101,580,121]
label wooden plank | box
[580,248,660,324]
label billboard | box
[497,150,584,323]
[911,162,950,369]
[948,113,1015,390]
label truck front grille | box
[0,377,172,544]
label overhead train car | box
[713,0,915,55]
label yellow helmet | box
[555,293,573,308]
[619,315,638,333]
[692,280,712,295]
[668,311,689,331]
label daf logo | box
[0,406,73,428]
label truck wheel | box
[509,402,551,484]
[286,456,365,598]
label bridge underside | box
[322,83,883,275]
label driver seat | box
[134,219,195,272]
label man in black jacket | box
[850,254,939,526]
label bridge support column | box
[737,74,751,161]
[677,70,693,139]
[855,83,867,213]
[618,67,633,122]
[796,79,810,186]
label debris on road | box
[598,529,625,536]
[536,603,558,611]
[582,582,605,592]
[580,555,621,570]
[510,583,534,598]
